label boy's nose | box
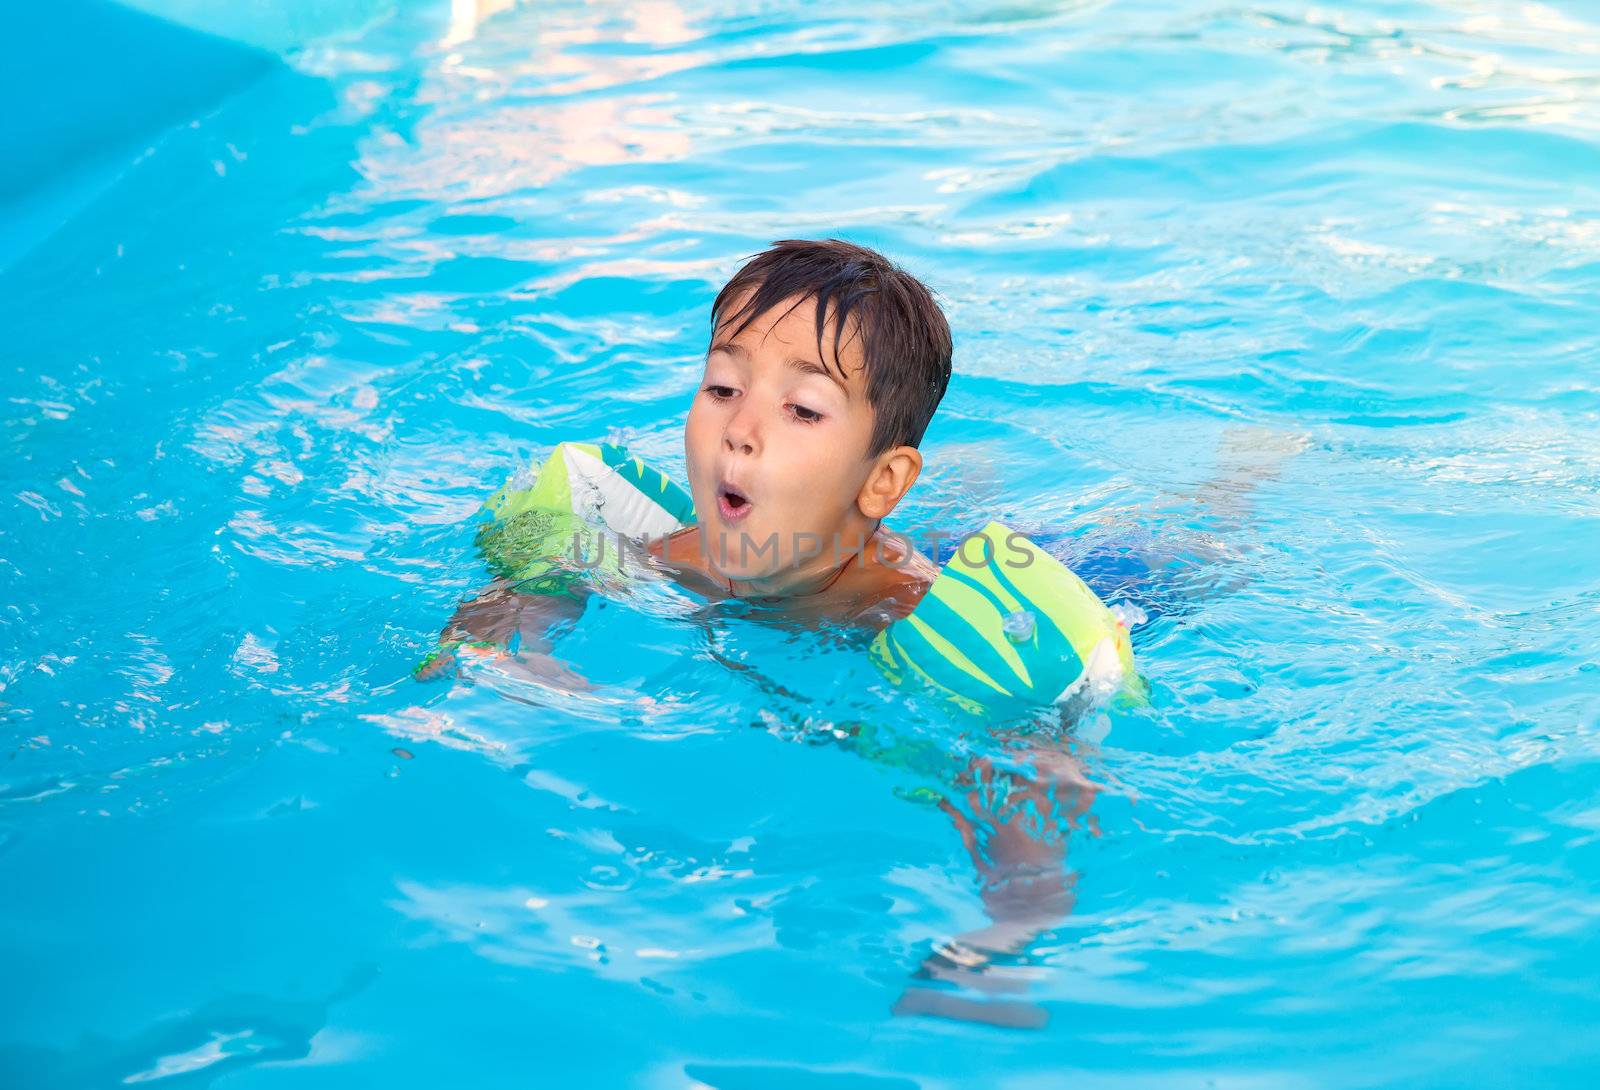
[723,406,760,456]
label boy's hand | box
[416,578,593,688]
[413,637,595,696]
[412,640,503,682]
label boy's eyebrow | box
[709,340,850,396]
[785,355,849,396]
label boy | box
[424,238,1301,1026]
[427,238,955,678]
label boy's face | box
[684,292,886,585]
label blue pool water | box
[4,1,1600,1085]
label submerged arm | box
[416,578,593,690]
[894,741,1098,1028]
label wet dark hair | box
[710,238,953,456]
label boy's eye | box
[788,403,824,424]
[702,384,737,400]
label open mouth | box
[716,484,753,523]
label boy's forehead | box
[712,289,867,380]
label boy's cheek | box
[682,413,712,475]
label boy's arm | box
[438,578,584,651]
[415,579,592,688]
[893,742,1097,1027]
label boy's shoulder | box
[830,527,936,626]
[643,525,732,598]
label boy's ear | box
[857,445,922,520]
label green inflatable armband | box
[869,522,1145,716]
[475,441,695,592]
